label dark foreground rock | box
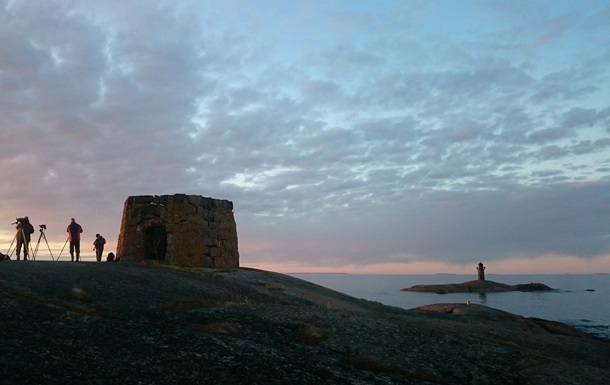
[403,279,553,294]
[1,262,608,385]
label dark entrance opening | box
[140,216,167,261]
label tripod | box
[57,237,69,261]
[32,227,55,261]
[5,227,34,260]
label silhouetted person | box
[106,252,115,262]
[93,233,106,262]
[66,218,83,262]
[15,217,34,261]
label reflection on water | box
[478,292,487,305]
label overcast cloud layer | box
[1,0,609,273]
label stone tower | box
[116,194,239,267]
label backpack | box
[23,219,34,234]
[95,237,106,247]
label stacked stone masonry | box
[116,194,239,267]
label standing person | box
[15,217,34,261]
[93,234,106,262]
[66,218,83,262]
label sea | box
[289,273,610,339]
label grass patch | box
[255,280,284,292]
[68,287,92,302]
[166,297,224,310]
[166,294,254,310]
[298,324,328,345]
[197,322,243,338]
[16,289,38,300]
[59,303,121,320]
[341,356,444,383]
[225,296,254,306]
[14,288,119,320]
[510,358,542,373]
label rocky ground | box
[0,261,609,385]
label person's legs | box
[75,241,80,261]
[16,240,22,261]
[70,242,75,261]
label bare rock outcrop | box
[414,303,593,338]
[0,262,609,385]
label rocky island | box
[403,279,553,294]
[402,262,553,294]
[1,261,609,385]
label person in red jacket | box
[66,218,83,262]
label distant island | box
[403,262,553,294]
[402,279,553,294]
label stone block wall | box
[116,194,239,267]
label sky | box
[1,0,609,274]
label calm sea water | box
[290,273,610,338]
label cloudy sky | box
[1,0,609,274]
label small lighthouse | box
[476,262,486,281]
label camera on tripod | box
[39,224,46,230]
[12,217,26,225]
